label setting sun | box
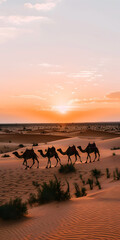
[52,105,69,114]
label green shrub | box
[95,180,101,189]
[0,198,27,220]
[32,181,40,188]
[28,193,37,206]
[91,168,102,180]
[115,168,120,180]
[113,153,116,156]
[80,174,85,185]
[33,143,38,146]
[2,154,10,158]
[106,168,110,178]
[74,183,81,198]
[59,163,76,174]
[18,144,24,148]
[113,171,116,180]
[74,183,87,198]
[31,176,70,204]
[87,178,93,190]
[111,147,120,150]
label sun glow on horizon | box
[52,105,69,114]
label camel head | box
[38,150,42,154]
[57,148,61,152]
[77,146,82,150]
[13,151,18,156]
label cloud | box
[0,27,20,43]
[38,63,61,68]
[106,92,120,99]
[24,0,61,11]
[13,95,46,100]
[49,71,65,75]
[67,71,97,79]
[0,0,6,4]
[0,15,50,25]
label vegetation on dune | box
[91,168,102,180]
[115,168,120,180]
[106,168,110,178]
[2,154,10,158]
[28,176,70,205]
[87,178,93,190]
[80,174,85,185]
[59,163,76,174]
[18,144,25,148]
[95,180,101,189]
[113,153,116,156]
[33,143,38,146]
[74,183,87,198]
[0,198,27,220]
[111,147,120,150]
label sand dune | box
[0,136,120,239]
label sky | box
[0,0,120,123]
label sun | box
[52,105,68,114]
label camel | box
[57,145,82,163]
[38,146,61,168]
[77,143,100,163]
[13,149,39,169]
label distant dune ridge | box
[0,123,120,239]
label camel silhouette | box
[38,146,61,168]
[13,149,39,169]
[57,145,82,164]
[77,143,100,163]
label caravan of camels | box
[13,143,100,169]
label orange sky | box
[0,0,120,123]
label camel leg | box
[85,155,88,164]
[89,154,92,163]
[54,158,58,167]
[58,156,62,165]
[49,158,51,168]
[74,154,77,163]
[69,156,72,164]
[93,153,97,162]
[46,158,49,168]
[23,159,29,169]
[77,152,82,163]
[36,158,39,168]
[97,152,100,161]
[30,158,35,169]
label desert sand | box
[0,124,120,240]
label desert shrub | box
[32,181,40,188]
[33,143,38,146]
[106,168,110,178]
[31,176,70,204]
[74,183,81,197]
[0,198,27,220]
[18,144,24,148]
[2,154,10,158]
[87,178,93,190]
[81,187,87,196]
[113,171,116,180]
[59,163,76,174]
[80,174,85,185]
[28,193,37,206]
[113,153,116,156]
[74,183,87,198]
[115,168,120,180]
[95,180,101,189]
[91,168,102,180]
[111,147,120,150]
